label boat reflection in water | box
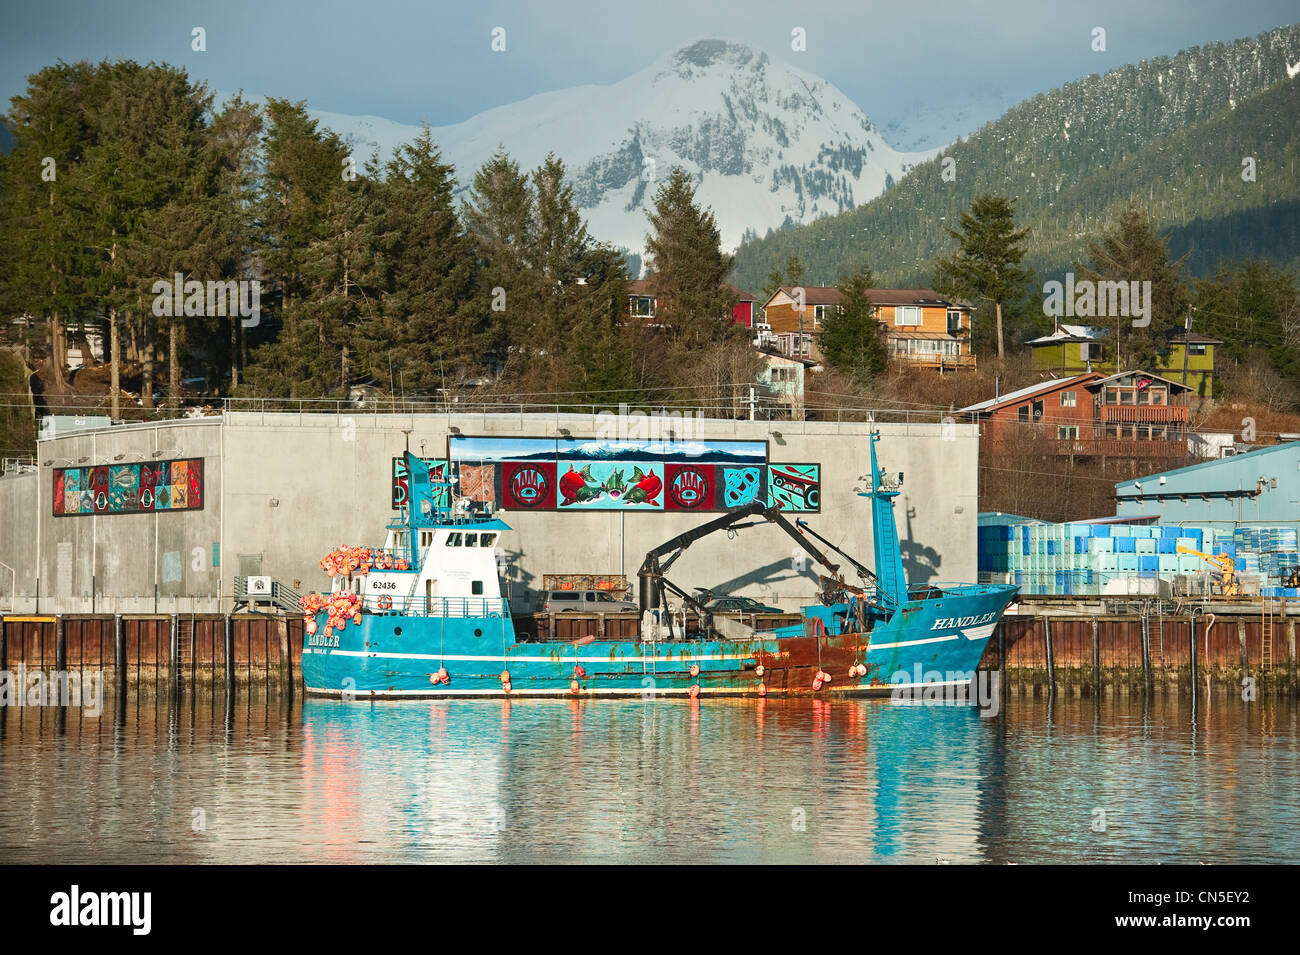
[296,695,996,863]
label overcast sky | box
[3,1,1296,128]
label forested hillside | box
[730,23,1300,291]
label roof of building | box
[1114,440,1300,491]
[1167,330,1223,345]
[766,286,969,309]
[1089,370,1193,392]
[757,348,818,367]
[978,511,1048,526]
[1025,324,1107,345]
[888,330,962,341]
[726,284,761,302]
[956,374,1099,414]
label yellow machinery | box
[1176,545,1240,597]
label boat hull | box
[301,585,1017,700]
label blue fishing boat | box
[300,432,1018,699]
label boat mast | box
[862,431,908,607]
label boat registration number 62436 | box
[373,581,398,590]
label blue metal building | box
[1115,442,1300,531]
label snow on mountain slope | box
[280,39,937,257]
[877,88,1012,151]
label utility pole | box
[1182,305,1193,389]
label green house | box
[1027,325,1218,398]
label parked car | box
[543,589,638,613]
[703,595,782,614]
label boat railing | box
[367,594,511,619]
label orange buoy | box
[812,677,823,691]
[856,663,868,677]
[574,665,586,678]
[377,595,392,611]
[689,663,700,678]
[352,613,362,626]
[757,683,767,697]
[570,680,580,694]
[306,619,317,635]
[436,667,448,684]
[500,670,510,684]
[688,684,700,698]
[755,664,765,678]
[502,682,512,694]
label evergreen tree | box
[644,167,735,351]
[1080,203,1188,370]
[75,61,215,415]
[0,62,99,392]
[761,253,805,301]
[818,264,887,384]
[1192,260,1299,390]
[366,126,481,396]
[206,95,264,390]
[464,148,538,361]
[243,99,359,396]
[933,193,1031,361]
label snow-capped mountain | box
[279,40,938,257]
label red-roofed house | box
[958,371,1195,459]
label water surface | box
[1,691,1296,863]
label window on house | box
[1032,400,1044,420]
[895,306,921,327]
[1060,391,1077,407]
[472,580,483,595]
[1057,426,1079,440]
[1189,344,1207,355]
[946,309,963,335]
[1080,343,1104,361]
[629,295,656,318]
[1018,406,1030,422]
[813,305,827,326]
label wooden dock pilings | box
[0,613,303,695]
[984,612,1299,697]
[1,610,1294,699]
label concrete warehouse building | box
[1115,442,1300,530]
[0,410,979,616]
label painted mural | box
[443,436,820,513]
[767,463,821,512]
[53,458,204,516]
[391,457,451,509]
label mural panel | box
[433,436,819,514]
[767,463,821,512]
[53,458,204,516]
[391,457,451,509]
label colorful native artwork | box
[767,463,821,512]
[391,457,451,509]
[53,458,204,516]
[441,435,819,514]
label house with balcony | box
[959,371,1195,461]
[761,286,975,370]
[1027,325,1220,398]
